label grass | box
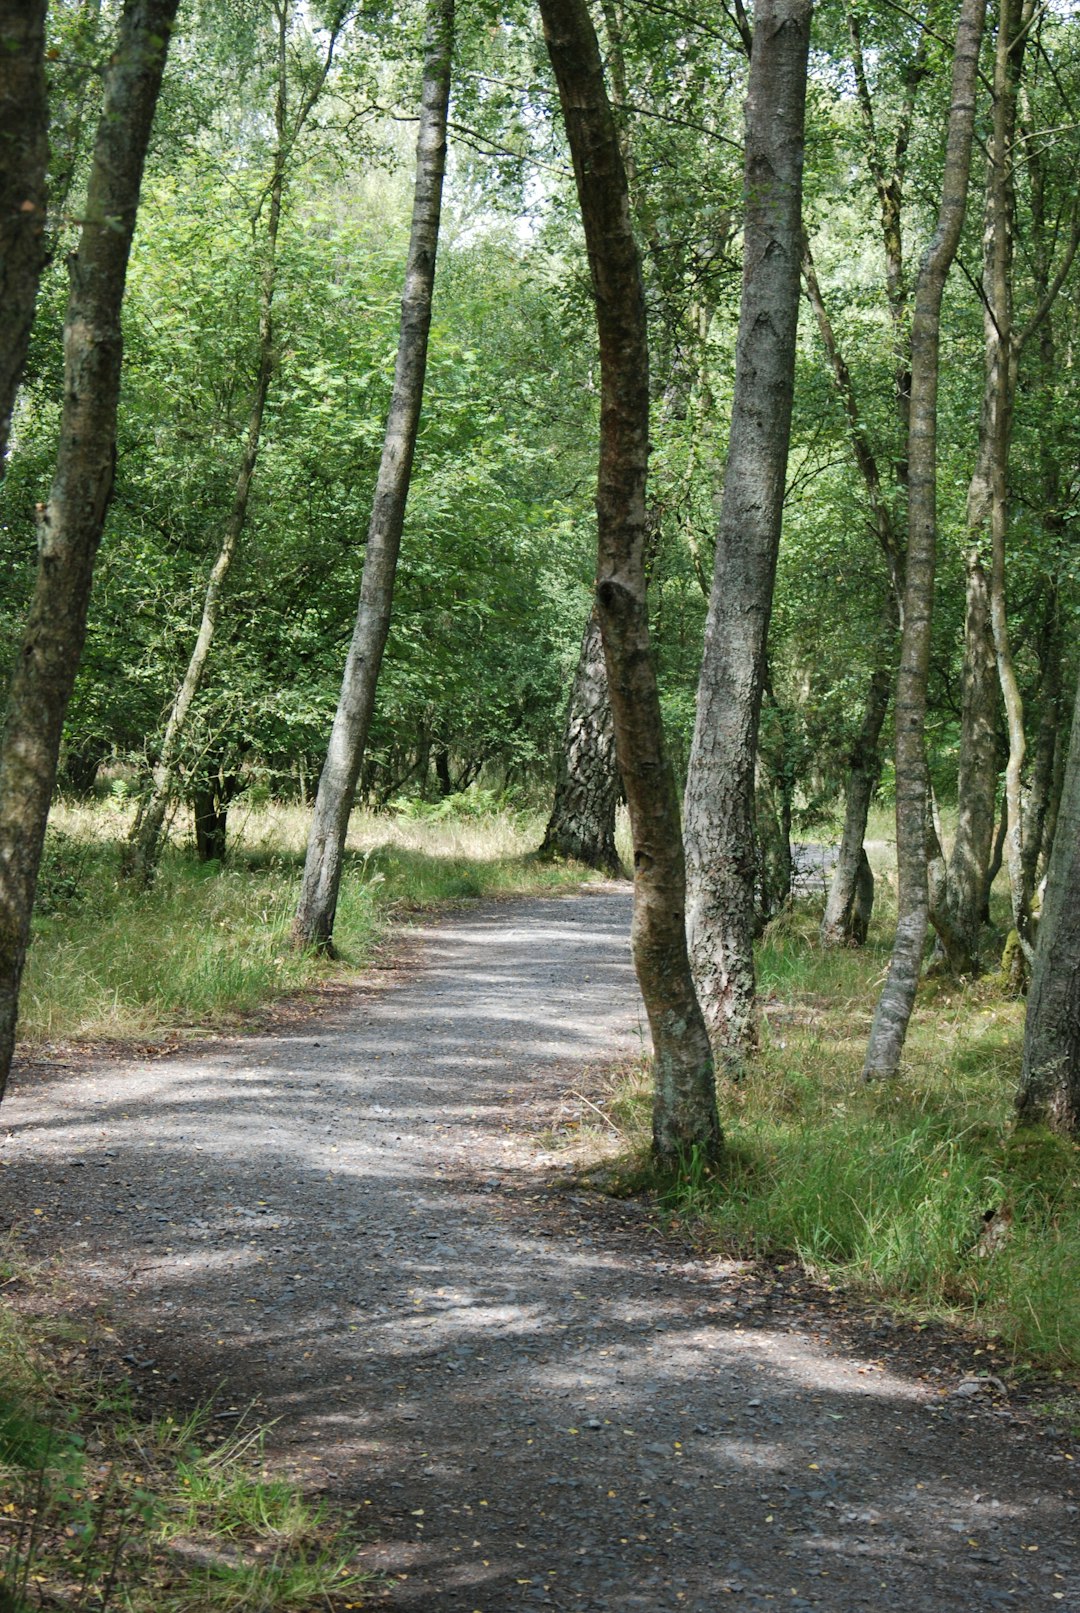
[19,793,606,1046]
[577,891,1080,1376]
[0,1255,367,1610]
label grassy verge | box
[0,1253,368,1610]
[580,898,1080,1376]
[20,795,605,1047]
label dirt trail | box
[1,888,1077,1611]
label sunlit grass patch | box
[20,797,602,1046]
[613,893,1080,1373]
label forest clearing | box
[3,0,1080,1603]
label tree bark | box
[539,602,621,876]
[862,0,986,1080]
[934,0,1031,977]
[0,0,179,1104]
[129,1,344,887]
[932,551,998,973]
[292,0,453,951]
[539,0,719,1166]
[822,658,890,946]
[0,0,49,474]
[682,0,812,1056]
[1016,657,1080,1134]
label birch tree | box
[538,0,720,1165]
[128,0,347,885]
[862,0,987,1079]
[0,0,48,474]
[293,0,454,951]
[0,0,179,1103]
[682,0,813,1054]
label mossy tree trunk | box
[0,0,49,474]
[0,0,179,1105]
[539,602,620,876]
[538,0,719,1167]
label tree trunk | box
[863,0,986,1080]
[682,0,812,1056]
[986,0,1034,975]
[1016,658,1080,1134]
[932,552,998,973]
[292,0,453,952]
[128,2,344,887]
[539,602,621,876]
[822,659,890,946]
[539,0,719,1167]
[0,0,49,474]
[935,0,1031,977]
[0,0,178,1105]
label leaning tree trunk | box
[128,2,345,887]
[539,602,621,875]
[292,0,453,952]
[0,0,179,1104]
[1016,657,1080,1134]
[539,0,719,1166]
[682,0,812,1055]
[862,0,986,1080]
[0,0,49,473]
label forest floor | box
[1,885,1078,1611]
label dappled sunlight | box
[3,888,1075,1610]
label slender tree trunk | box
[1016,657,1080,1134]
[0,0,178,1104]
[822,658,890,946]
[1022,590,1060,902]
[129,2,344,886]
[539,603,621,875]
[935,0,1030,976]
[986,0,1033,972]
[932,551,998,972]
[539,0,719,1166]
[863,0,986,1079]
[0,0,49,473]
[682,0,812,1056]
[292,0,453,951]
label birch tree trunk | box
[821,660,890,946]
[1016,657,1080,1134]
[682,0,812,1054]
[0,0,178,1104]
[862,0,986,1080]
[931,550,998,973]
[539,0,719,1166]
[539,602,621,875]
[129,1,344,887]
[0,0,49,473]
[292,0,453,951]
[934,0,1031,976]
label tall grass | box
[19,794,603,1046]
[0,1262,367,1609]
[603,899,1080,1372]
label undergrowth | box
[585,900,1080,1375]
[0,1255,367,1610]
[20,796,603,1045]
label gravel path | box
[1,887,1077,1611]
